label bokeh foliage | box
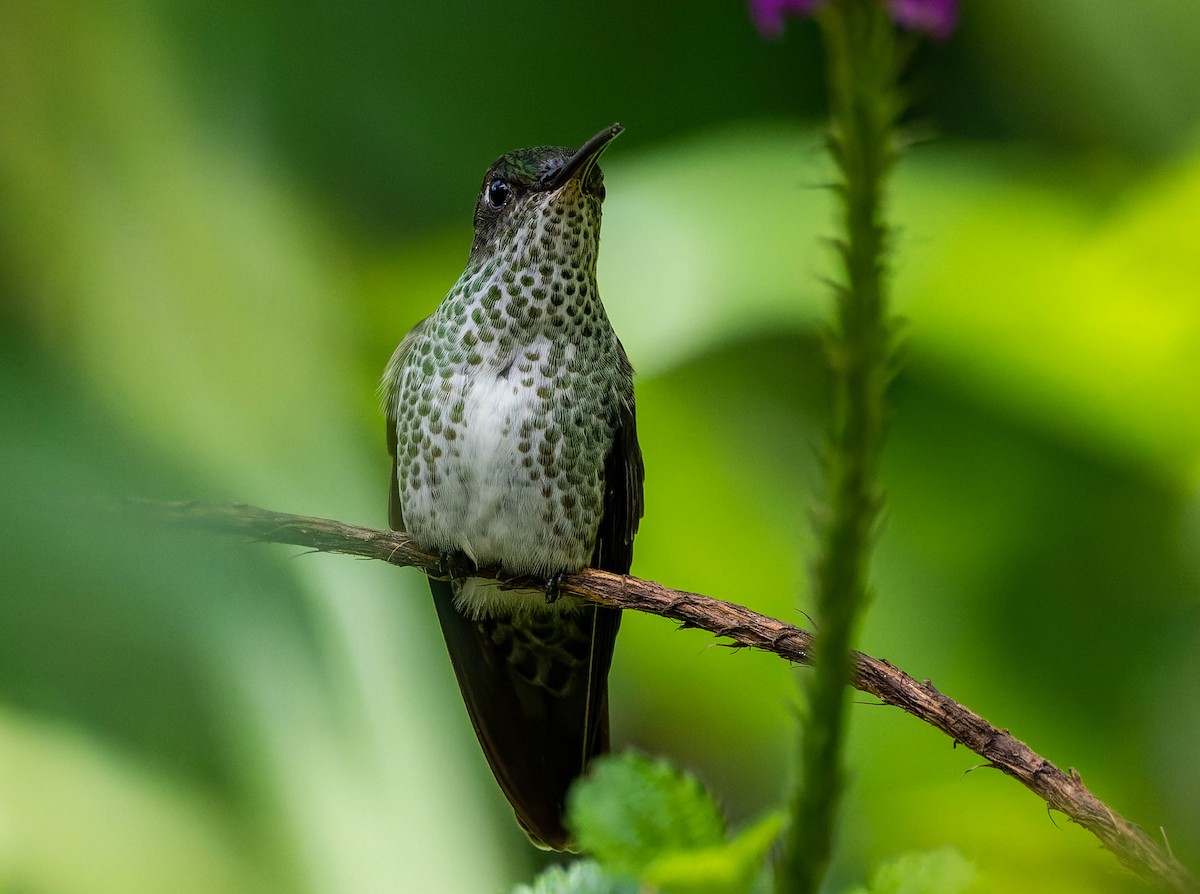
[1,1,1198,892]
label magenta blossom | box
[750,0,958,39]
[887,0,958,39]
[749,0,828,39]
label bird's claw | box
[436,550,477,583]
[543,571,565,604]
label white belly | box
[400,366,598,579]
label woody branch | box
[137,498,1197,894]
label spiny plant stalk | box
[776,2,903,892]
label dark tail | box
[428,578,620,850]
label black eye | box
[487,178,512,209]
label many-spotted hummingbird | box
[381,124,644,850]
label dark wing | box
[578,386,644,751]
[592,391,645,575]
[387,419,404,530]
[383,315,432,531]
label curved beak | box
[548,123,624,189]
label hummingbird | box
[380,124,644,850]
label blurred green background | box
[2,1,1199,891]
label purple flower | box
[888,0,959,39]
[749,0,958,39]
[749,0,828,39]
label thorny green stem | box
[776,3,902,892]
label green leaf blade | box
[567,753,726,878]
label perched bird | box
[381,124,644,849]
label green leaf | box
[642,810,785,894]
[846,848,978,894]
[567,753,726,877]
[510,862,639,894]
[566,754,784,894]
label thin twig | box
[135,499,1198,894]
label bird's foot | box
[542,571,566,604]
[436,549,477,583]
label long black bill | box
[549,123,624,188]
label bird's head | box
[467,124,622,273]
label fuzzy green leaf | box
[846,848,979,894]
[642,810,785,894]
[566,753,726,877]
[510,862,640,894]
